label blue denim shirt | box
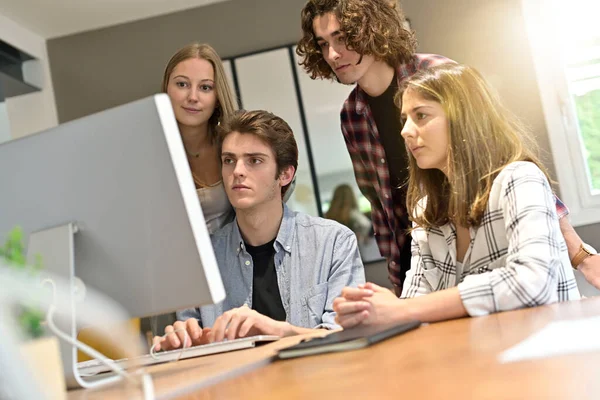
[177,204,365,330]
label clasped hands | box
[152,304,289,352]
[333,282,404,329]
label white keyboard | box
[77,335,279,375]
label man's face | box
[312,12,375,84]
[221,132,294,211]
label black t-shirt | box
[366,72,412,282]
[246,239,286,322]
[365,71,409,191]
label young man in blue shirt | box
[153,110,365,350]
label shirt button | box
[384,194,389,199]
[286,246,291,250]
[245,260,250,266]
[380,158,386,164]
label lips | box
[182,107,201,113]
[335,64,350,71]
[232,184,250,191]
[410,146,424,154]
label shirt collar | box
[231,203,294,255]
[274,204,295,254]
[355,85,367,115]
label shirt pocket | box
[302,282,329,327]
[422,264,444,291]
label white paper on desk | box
[499,316,600,363]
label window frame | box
[521,0,600,227]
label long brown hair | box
[161,43,237,142]
[325,184,358,227]
[399,63,551,229]
[297,0,417,80]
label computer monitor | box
[0,94,225,387]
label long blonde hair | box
[399,63,551,229]
[161,43,237,142]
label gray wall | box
[46,0,307,123]
[46,0,600,246]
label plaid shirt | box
[401,162,580,315]
[340,54,454,287]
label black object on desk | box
[276,320,421,359]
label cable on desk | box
[41,278,156,400]
[150,328,190,362]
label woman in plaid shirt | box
[333,63,580,328]
[297,0,600,295]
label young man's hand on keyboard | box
[210,304,288,343]
[152,318,211,351]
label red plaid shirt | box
[340,54,453,288]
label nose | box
[187,88,199,102]
[328,45,341,63]
[233,160,246,178]
[401,117,417,140]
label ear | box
[278,165,295,187]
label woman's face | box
[400,89,450,174]
[166,58,218,129]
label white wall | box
[0,12,58,139]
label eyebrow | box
[315,30,342,42]
[221,152,270,158]
[172,75,214,83]
[401,105,433,115]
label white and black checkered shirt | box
[401,162,580,316]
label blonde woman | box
[333,64,580,328]
[80,43,238,359]
[139,43,239,341]
[162,42,238,233]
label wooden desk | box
[67,331,326,399]
[69,297,600,399]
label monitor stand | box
[27,223,123,389]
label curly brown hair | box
[297,0,417,80]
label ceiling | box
[0,0,231,39]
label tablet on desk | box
[276,320,421,359]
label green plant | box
[0,226,45,338]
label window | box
[522,0,600,226]
[234,48,320,217]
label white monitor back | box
[0,94,225,317]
